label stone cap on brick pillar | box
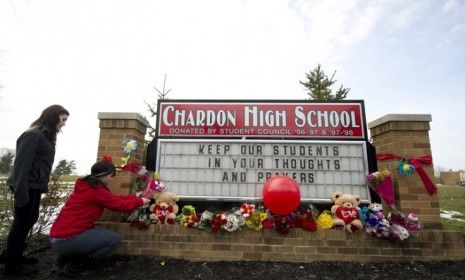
[98,112,150,134]
[368,114,432,128]
[368,114,432,138]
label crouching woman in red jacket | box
[49,156,149,277]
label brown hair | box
[31,104,69,133]
[81,159,116,187]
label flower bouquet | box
[245,210,267,231]
[366,170,395,207]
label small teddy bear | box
[331,191,363,233]
[364,203,390,238]
[405,213,421,231]
[390,223,410,241]
[365,203,386,226]
[149,191,179,224]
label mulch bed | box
[1,235,464,279]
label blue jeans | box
[51,228,121,260]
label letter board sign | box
[154,100,371,203]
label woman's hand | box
[141,198,150,206]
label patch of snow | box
[440,209,465,222]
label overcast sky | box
[1,0,464,175]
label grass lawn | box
[60,174,79,182]
[438,185,465,233]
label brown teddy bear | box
[149,191,179,224]
[330,191,363,233]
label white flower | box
[222,213,240,232]
[236,215,245,227]
[137,166,148,176]
[200,210,214,221]
[122,139,138,155]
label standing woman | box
[1,105,69,277]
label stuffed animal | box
[331,191,363,233]
[389,223,410,241]
[364,203,390,238]
[387,211,406,226]
[368,203,384,218]
[386,210,413,241]
[149,191,179,224]
[365,203,385,226]
[404,213,422,233]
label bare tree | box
[0,174,72,240]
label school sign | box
[154,100,372,203]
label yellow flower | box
[245,215,263,231]
[317,211,333,229]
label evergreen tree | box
[300,64,350,100]
[53,159,76,175]
[145,74,171,140]
[0,152,14,174]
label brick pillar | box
[97,112,150,221]
[368,114,441,229]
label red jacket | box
[50,179,143,239]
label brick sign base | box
[98,223,465,262]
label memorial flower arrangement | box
[244,209,268,231]
[223,212,242,232]
[210,211,227,233]
[179,205,200,228]
[300,205,318,231]
[273,215,292,235]
[316,210,333,229]
[118,138,423,241]
[197,210,214,230]
[366,169,395,207]
[208,204,317,235]
[240,203,256,218]
[115,139,168,196]
[366,170,391,188]
[118,139,172,227]
[125,191,422,241]
[359,202,422,242]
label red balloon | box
[262,176,301,215]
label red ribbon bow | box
[376,154,436,196]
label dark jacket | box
[8,127,56,206]
[145,139,156,171]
